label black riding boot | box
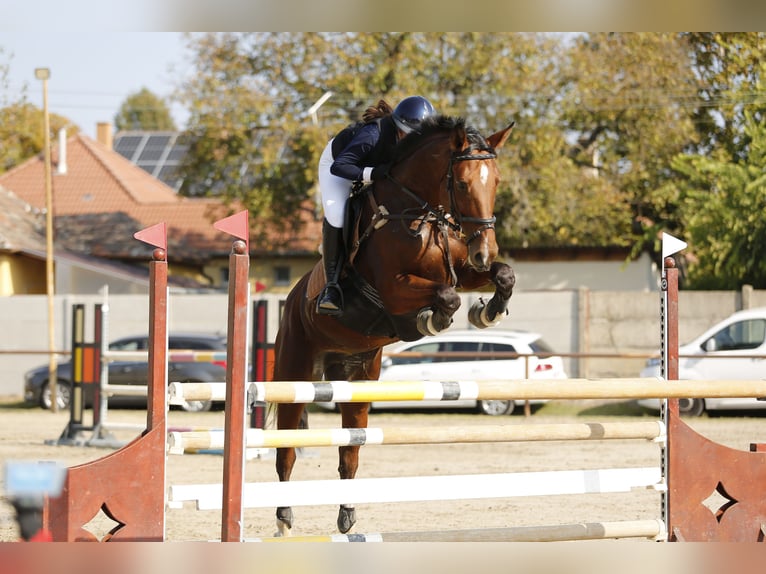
[316,221,345,316]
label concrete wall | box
[3,285,765,399]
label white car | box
[316,330,568,416]
[638,307,766,416]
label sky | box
[1,32,192,138]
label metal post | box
[35,67,57,413]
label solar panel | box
[113,131,187,191]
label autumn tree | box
[114,87,176,131]
[175,32,556,244]
[548,33,699,255]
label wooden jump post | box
[43,223,169,541]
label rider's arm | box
[330,123,379,183]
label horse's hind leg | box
[468,262,515,328]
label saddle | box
[307,187,422,341]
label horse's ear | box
[487,122,515,150]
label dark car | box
[24,332,228,412]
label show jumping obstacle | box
[44,220,766,542]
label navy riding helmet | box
[392,96,435,134]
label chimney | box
[96,122,113,149]
[56,128,67,175]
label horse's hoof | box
[275,506,293,536]
[468,299,504,329]
[337,505,356,534]
[416,309,440,336]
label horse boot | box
[316,221,345,316]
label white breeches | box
[318,139,351,229]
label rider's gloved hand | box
[371,163,392,181]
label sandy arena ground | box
[1,399,765,542]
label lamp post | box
[35,67,57,413]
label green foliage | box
[672,112,766,288]
[0,102,76,174]
[114,87,176,131]
[0,49,77,173]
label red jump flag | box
[134,222,167,251]
[214,210,249,251]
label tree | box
[175,32,557,244]
[672,112,766,288]
[684,33,766,159]
[553,33,699,255]
[114,87,176,131]
[0,103,76,174]
[0,48,78,173]
[665,33,766,288]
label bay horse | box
[272,115,516,536]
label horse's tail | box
[265,401,278,429]
[264,402,309,430]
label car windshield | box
[109,339,146,351]
[703,318,766,351]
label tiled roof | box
[0,133,321,261]
[0,185,47,253]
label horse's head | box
[387,116,513,272]
[446,121,514,271]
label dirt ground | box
[1,398,765,543]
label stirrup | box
[317,284,343,316]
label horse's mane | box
[392,115,489,163]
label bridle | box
[382,142,498,246]
[446,144,498,244]
[351,140,497,287]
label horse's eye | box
[457,181,469,192]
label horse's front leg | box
[466,262,516,329]
[380,274,461,337]
[274,403,306,536]
[331,354,379,534]
[336,401,370,533]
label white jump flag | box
[661,232,687,259]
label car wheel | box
[678,398,705,417]
[180,399,213,413]
[477,399,514,416]
[40,381,72,410]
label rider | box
[316,95,436,316]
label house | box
[0,124,322,295]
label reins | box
[353,138,498,287]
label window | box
[440,341,480,362]
[391,342,440,365]
[707,319,766,351]
[480,342,517,359]
[109,338,146,352]
[274,266,291,286]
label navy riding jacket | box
[330,116,398,181]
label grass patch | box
[536,399,655,417]
[0,397,34,410]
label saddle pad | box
[306,260,326,301]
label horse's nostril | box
[473,251,489,270]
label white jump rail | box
[168,466,663,510]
